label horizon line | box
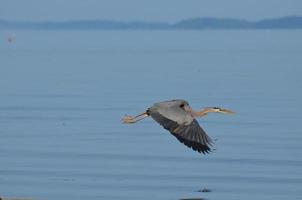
[1,15,302,23]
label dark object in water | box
[7,35,16,43]
[197,188,212,192]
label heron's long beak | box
[217,108,235,114]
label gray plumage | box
[147,99,213,154]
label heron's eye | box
[179,103,185,108]
[213,107,220,110]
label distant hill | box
[1,16,302,30]
[253,16,302,29]
[173,18,251,29]
[174,16,302,29]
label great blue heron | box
[122,99,234,154]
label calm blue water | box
[0,30,302,200]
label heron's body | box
[149,100,193,125]
[122,99,234,154]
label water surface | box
[0,30,302,200]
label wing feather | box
[149,109,213,154]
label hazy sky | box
[1,0,302,22]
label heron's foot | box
[122,112,149,124]
[122,115,136,124]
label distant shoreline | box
[1,16,302,30]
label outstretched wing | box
[148,109,213,154]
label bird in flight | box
[122,99,235,154]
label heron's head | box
[206,107,235,114]
[179,101,191,112]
